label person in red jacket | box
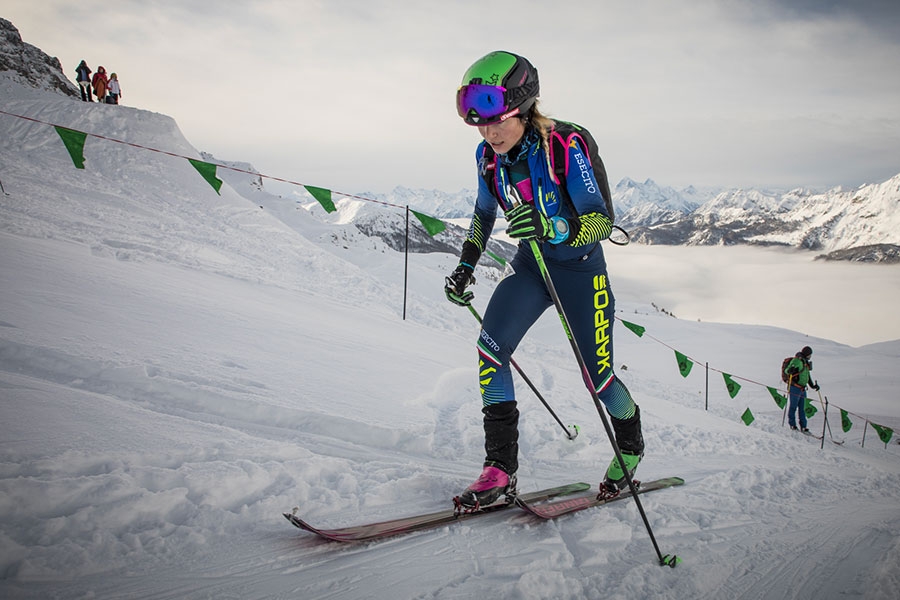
[91,66,109,103]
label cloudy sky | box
[6,0,900,195]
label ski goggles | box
[456,84,512,125]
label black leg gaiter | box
[483,401,519,474]
[611,404,644,455]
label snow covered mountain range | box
[361,173,900,263]
[619,176,900,262]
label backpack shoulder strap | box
[547,120,615,223]
[547,121,574,186]
[478,142,501,200]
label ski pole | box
[816,389,836,442]
[503,184,676,567]
[467,304,579,441]
[783,373,796,428]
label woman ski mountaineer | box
[445,51,645,509]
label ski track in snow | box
[2,76,900,599]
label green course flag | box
[723,373,741,398]
[674,350,693,378]
[485,250,506,266]
[741,408,755,426]
[871,423,894,444]
[410,210,446,236]
[767,386,787,409]
[304,185,336,213]
[804,398,818,418]
[621,320,645,337]
[188,159,223,194]
[840,409,852,433]
[54,126,87,169]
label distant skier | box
[784,345,819,433]
[75,60,92,101]
[444,51,645,508]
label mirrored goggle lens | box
[456,85,508,122]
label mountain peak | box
[0,17,78,98]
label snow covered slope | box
[3,63,900,600]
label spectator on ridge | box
[75,60,92,101]
[107,72,122,104]
[91,66,108,103]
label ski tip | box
[283,507,302,523]
[660,553,681,568]
[568,424,580,440]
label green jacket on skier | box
[785,347,819,390]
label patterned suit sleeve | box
[561,137,612,246]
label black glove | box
[444,264,475,306]
[810,380,820,391]
[506,204,553,241]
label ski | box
[802,430,824,441]
[284,482,590,542]
[515,476,685,519]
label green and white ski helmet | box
[456,51,539,126]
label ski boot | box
[454,465,517,512]
[599,404,645,500]
[599,451,642,500]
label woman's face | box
[477,117,525,154]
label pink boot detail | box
[456,466,516,510]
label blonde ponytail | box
[527,102,558,182]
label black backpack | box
[480,120,615,223]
